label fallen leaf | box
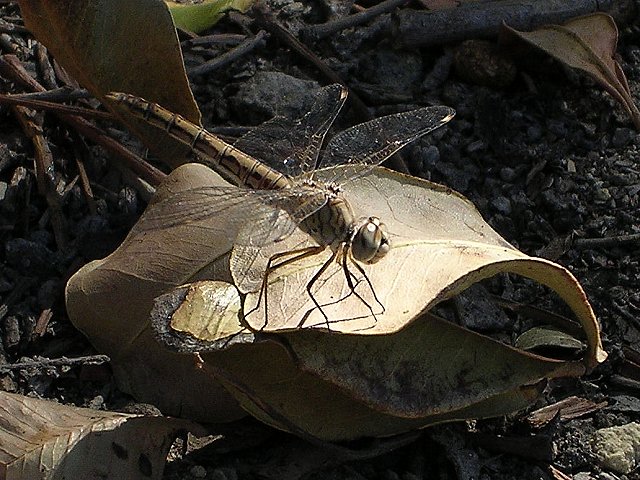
[65,165,246,423]
[502,13,640,130]
[17,0,200,166]
[68,163,607,439]
[0,391,203,480]
[167,0,254,34]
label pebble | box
[591,422,640,474]
[499,167,516,182]
[491,196,512,215]
[593,188,612,203]
[210,467,237,480]
[3,316,21,349]
[547,119,568,137]
[190,465,207,478]
[526,124,542,142]
[0,181,7,202]
[5,238,55,274]
[611,127,634,148]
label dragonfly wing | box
[230,188,329,292]
[233,84,347,177]
[319,105,455,175]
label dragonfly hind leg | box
[296,246,384,330]
[243,244,326,330]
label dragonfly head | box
[351,217,390,264]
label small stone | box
[491,196,512,215]
[3,316,21,349]
[466,139,486,153]
[547,119,568,137]
[499,167,516,182]
[87,395,105,410]
[210,467,238,480]
[593,188,612,203]
[572,473,593,480]
[527,124,543,142]
[611,127,634,148]
[453,40,516,88]
[190,465,207,478]
[592,422,640,474]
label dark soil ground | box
[1,1,639,479]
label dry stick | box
[0,18,28,34]
[8,87,92,102]
[573,233,640,248]
[34,42,57,90]
[0,354,111,373]
[188,30,268,77]
[0,55,166,188]
[182,33,248,49]
[10,102,68,249]
[393,0,637,48]
[254,6,410,173]
[70,135,98,215]
[301,0,408,42]
[0,94,113,120]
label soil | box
[1,2,639,480]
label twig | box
[301,0,408,42]
[0,54,166,187]
[70,134,98,215]
[393,0,636,48]
[9,96,68,249]
[573,233,640,248]
[188,30,268,77]
[0,354,111,373]
[0,93,113,120]
[34,42,57,90]
[6,87,91,102]
[254,4,409,173]
[0,18,28,34]
[182,33,246,49]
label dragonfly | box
[106,84,455,329]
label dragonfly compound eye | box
[351,217,390,264]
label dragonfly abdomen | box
[107,93,289,190]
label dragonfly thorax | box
[350,217,390,264]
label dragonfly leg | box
[345,252,385,316]
[296,246,384,330]
[297,248,340,330]
[243,245,326,330]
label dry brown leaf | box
[502,13,640,130]
[68,163,606,439]
[65,166,245,423]
[0,391,202,480]
[17,0,200,166]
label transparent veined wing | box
[134,185,327,237]
[232,83,347,177]
[317,105,455,184]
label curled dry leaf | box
[502,13,640,130]
[167,0,255,34]
[65,166,245,423]
[17,0,200,166]
[0,391,203,480]
[67,163,607,439]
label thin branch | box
[301,0,408,42]
[0,355,111,373]
[188,30,268,77]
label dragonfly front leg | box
[343,252,385,319]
